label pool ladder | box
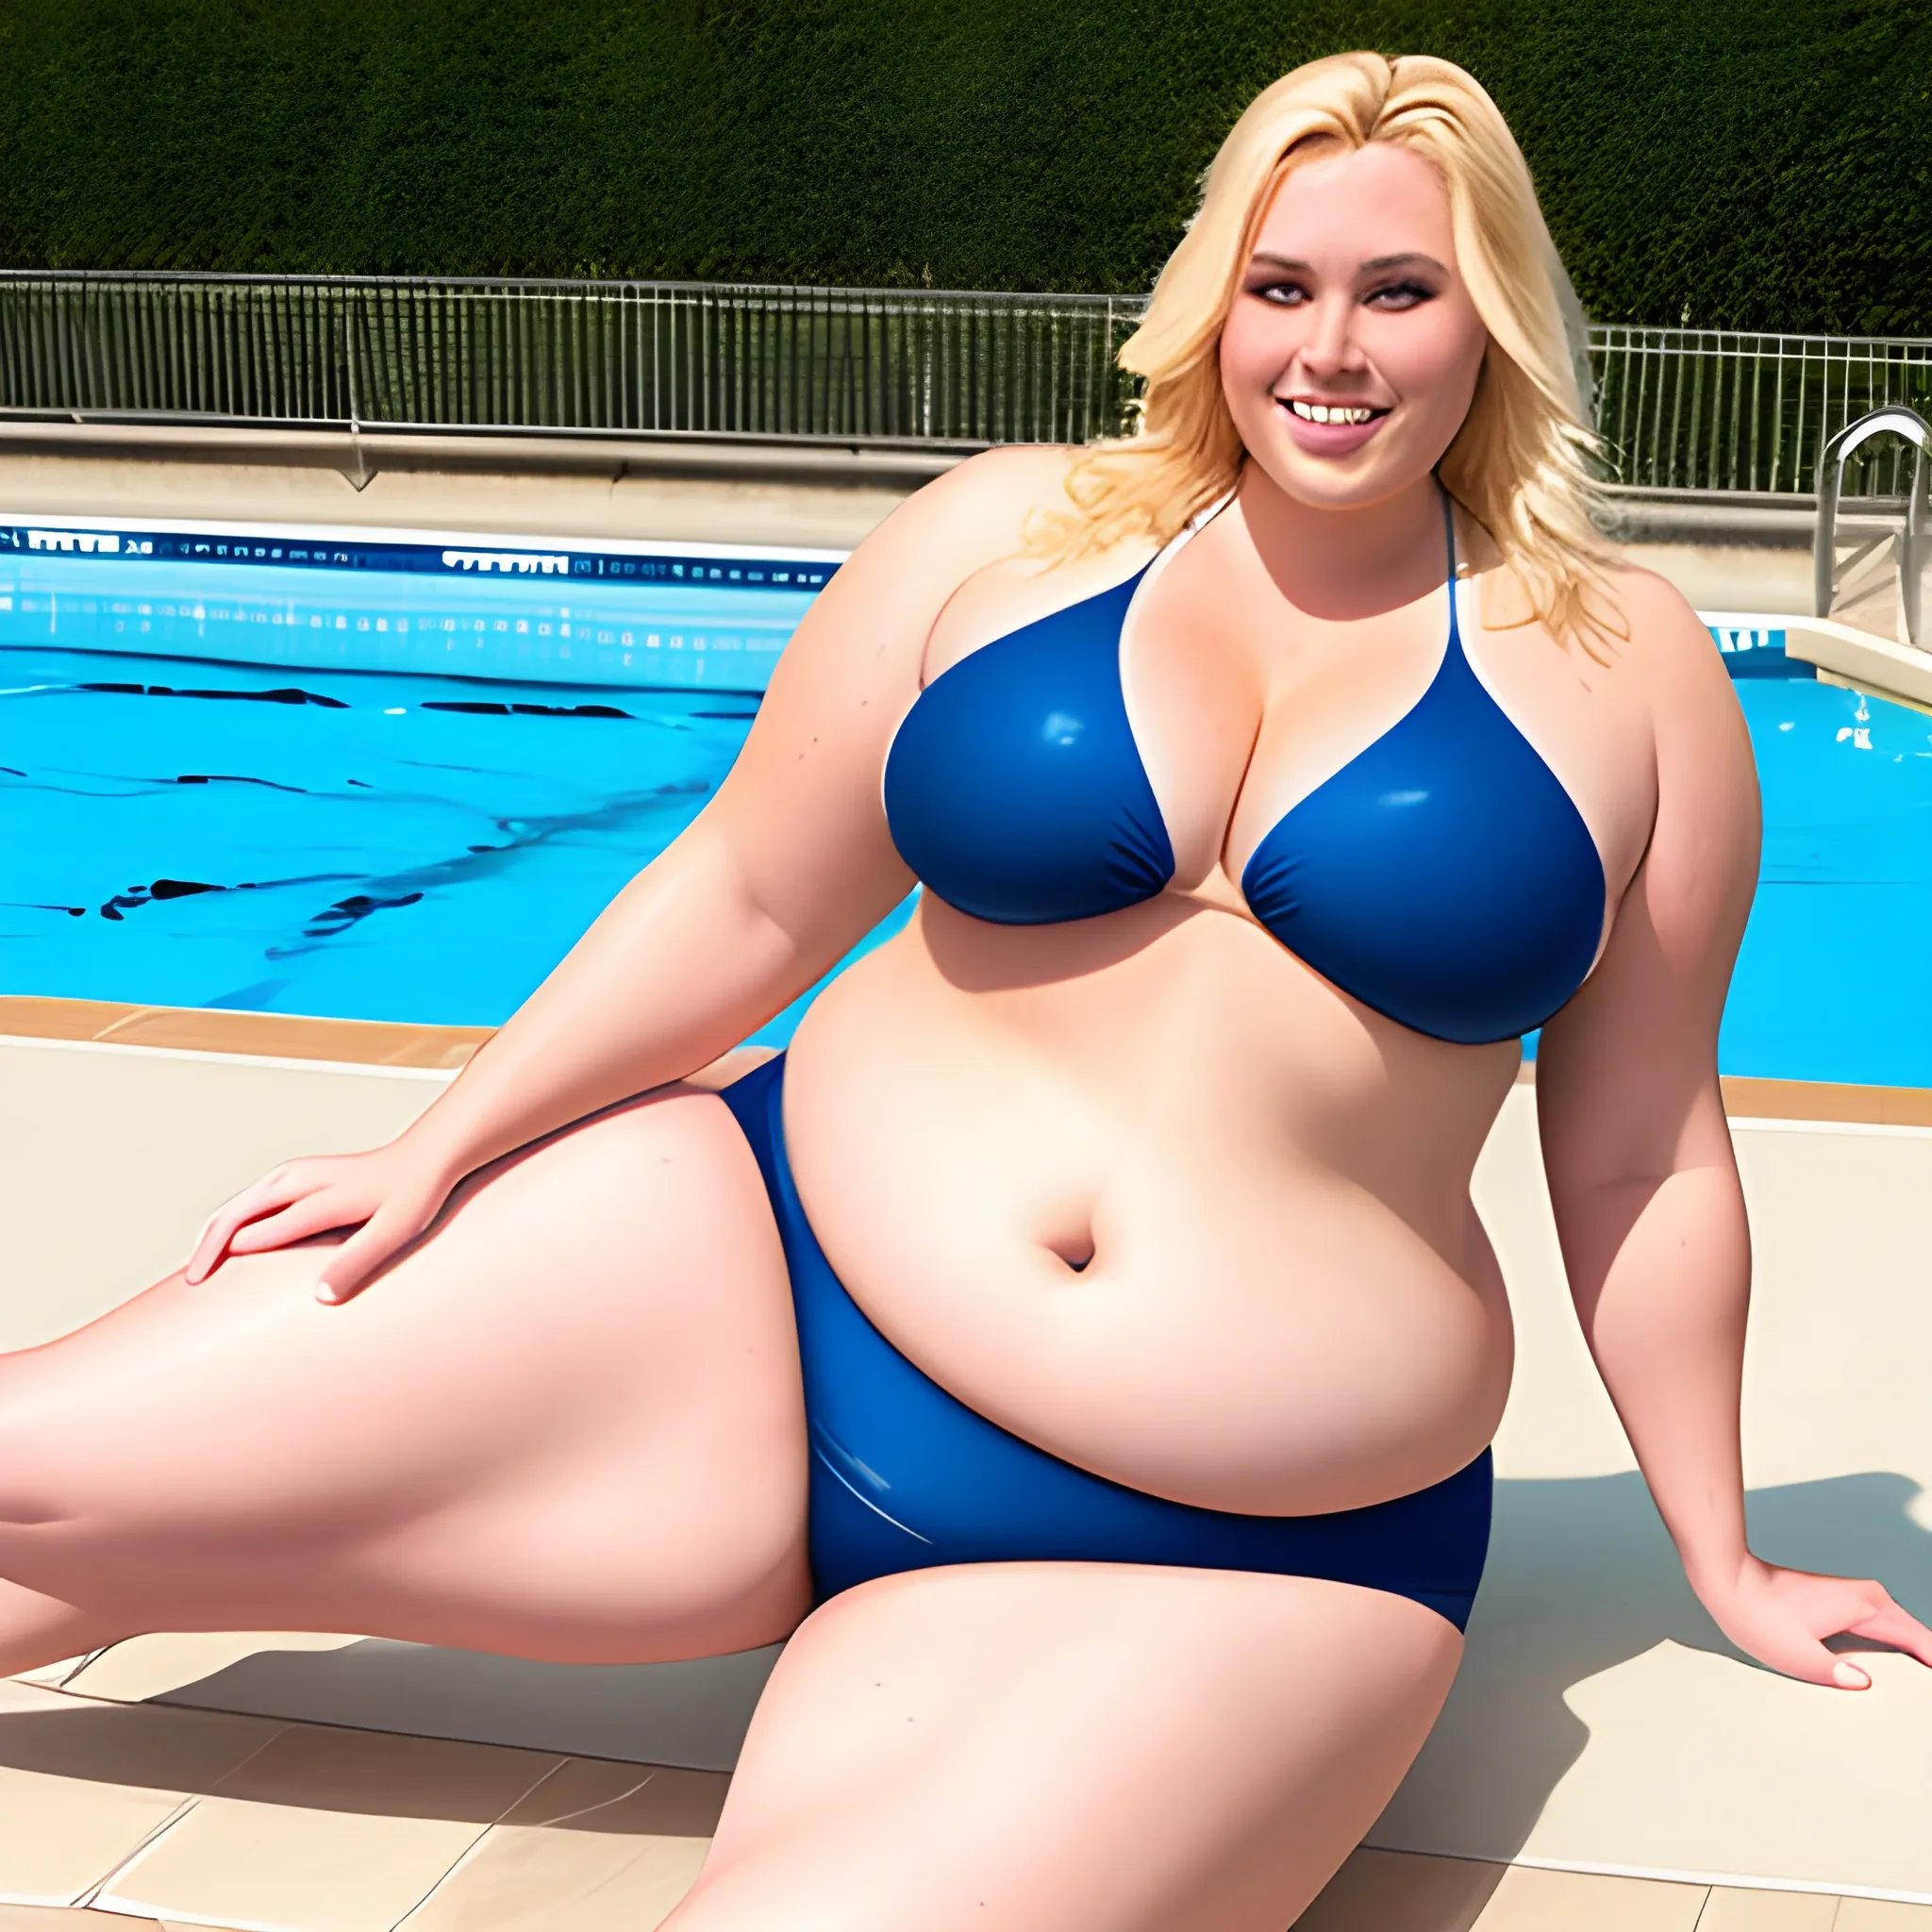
[1814,406,1930,650]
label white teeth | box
[1289,399,1376,425]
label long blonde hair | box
[1038,52,1617,652]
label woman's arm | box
[186,446,1072,1299]
[1536,575,1932,1688]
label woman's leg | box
[669,1563,1461,1932]
[0,1088,811,1674]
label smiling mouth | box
[1284,399,1389,425]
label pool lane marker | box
[3,517,844,590]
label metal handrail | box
[1814,407,1930,648]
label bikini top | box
[880,496,1606,1046]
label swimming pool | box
[4,516,836,691]
[4,519,1927,1082]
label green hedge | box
[2,0,1927,335]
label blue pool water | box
[2,520,832,691]
[1725,677,1932,1086]
[3,524,1928,1082]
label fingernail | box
[1833,1660,1870,1690]
[316,1284,340,1305]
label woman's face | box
[1219,142,1490,511]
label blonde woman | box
[6,51,1927,1931]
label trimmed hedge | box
[1,0,1927,334]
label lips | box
[1276,394,1391,458]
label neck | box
[1235,463,1449,623]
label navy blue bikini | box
[722,496,1606,1629]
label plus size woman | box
[5,51,1927,1932]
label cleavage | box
[1126,558,1455,893]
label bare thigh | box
[669,1563,1463,1932]
[0,1089,811,1665]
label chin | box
[1252,444,1426,514]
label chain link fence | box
[4,272,1930,495]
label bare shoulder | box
[1596,558,1757,864]
[1607,559,1731,679]
[930,441,1087,510]
[753,445,1087,707]
[851,443,1084,579]
[1597,558,1736,712]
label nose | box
[1296,292,1368,383]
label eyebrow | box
[1248,251,1448,276]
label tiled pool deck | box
[6,997,1932,1931]
[3,1653,1929,1932]
[1,1668,720,1930]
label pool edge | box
[0,993,772,1089]
[1,995,1921,1124]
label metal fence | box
[4,272,1931,495]
[1590,326,1932,498]
[0,274,1144,449]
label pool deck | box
[0,446,1818,617]
[0,449,917,555]
[4,998,1931,1932]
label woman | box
[5,51,1927,1932]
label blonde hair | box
[1039,51,1617,652]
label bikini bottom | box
[718,1052,1491,1629]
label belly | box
[781,896,1519,1517]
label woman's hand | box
[184,1141,460,1305]
[1693,1554,1932,1690]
